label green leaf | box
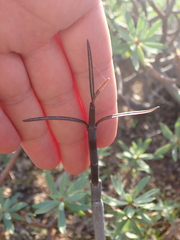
[67,175,88,195]
[58,172,69,197]
[155,143,173,156]
[114,220,127,238]
[34,200,58,214]
[111,174,126,198]
[118,140,129,152]
[125,194,133,203]
[65,202,90,211]
[142,138,152,152]
[132,176,150,199]
[134,189,159,204]
[125,232,139,239]
[160,123,174,141]
[11,213,23,221]
[131,220,143,237]
[132,46,139,71]
[175,117,180,139]
[137,45,145,65]
[102,195,127,207]
[139,153,155,160]
[3,213,14,234]
[172,146,178,162]
[64,193,86,202]
[118,26,133,42]
[142,42,165,49]
[137,159,152,173]
[144,20,162,39]
[141,44,161,54]
[136,14,147,35]
[125,12,135,35]
[6,193,21,209]
[9,202,27,212]
[134,212,153,226]
[125,206,135,218]
[58,202,66,234]
[45,171,59,195]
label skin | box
[0,0,118,174]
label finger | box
[58,1,118,148]
[0,53,61,170]
[0,108,20,153]
[22,37,90,174]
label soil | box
[0,81,180,240]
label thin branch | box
[144,63,180,104]
[0,146,22,186]
[148,0,166,19]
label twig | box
[144,63,180,104]
[0,146,22,186]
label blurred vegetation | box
[1,0,180,239]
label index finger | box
[59,1,118,148]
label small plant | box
[33,171,90,234]
[0,189,27,234]
[155,117,180,161]
[103,174,160,239]
[107,11,164,70]
[116,138,160,174]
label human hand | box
[0,0,117,174]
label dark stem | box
[88,102,99,186]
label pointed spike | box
[96,106,160,125]
[87,40,95,101]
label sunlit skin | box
[0,0,118,174]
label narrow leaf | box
[6,193,21,208]
[172,146,178,162]
[132,46,139,71]
[132,176,150,199]
[114,220,127,238]
[155,143,173,155]
[65,202,90,211]
[102,195,127,207]
[58,202,66,234]
[142,42,165,49]
[118,140,129,152]
[125,12,135,34]
[9,202,27,212]
[59,172,69,197]
[125,206,135,218]
[11,213,23,221]
[137,159,152,173]
[34,200,58,214]
[137,45,145,65]
[131,220,143,237]
[144,20,162,39]
[175,117,180,139]
[134,188,159,203]
[142,138,152,152]
[111,174,126,198]
[4,213,14,234]
[64,193,86,202]
[45,171,59,195]
[118,26,133,42]
[160,123,174,141]
[67,175,88,195]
